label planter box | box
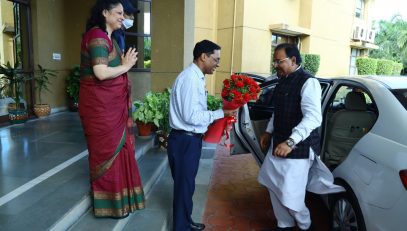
[8,109,28,124]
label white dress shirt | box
[169,63,224,134]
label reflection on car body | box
[231,75,407,231]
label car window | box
[326,85,377,114]
[322,84,378,169]
[257,84,276,106]
[391,89,407,110]
[330,87,349,111]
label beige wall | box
[235,0,375,78]
[29,0,150,108]
[211,0,303,95]
[305,0,355,76]
[210,0,376,96]
[215,0,242,95]
[0,0,14,65]
[30,0,93,108]
[194,0,218,94]
[7,0,376,107]
[151,0,185,92]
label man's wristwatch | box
[286,138,295,148]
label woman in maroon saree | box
[79,0,144,218]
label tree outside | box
[370,15,407,74]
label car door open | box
[230,79,278,164]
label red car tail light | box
[400,170,407,190]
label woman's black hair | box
[85,0,122,32]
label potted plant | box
[0,61,29,124]
[66,65,80,111]
[207,94,223,111]
[132,92,164,136]
[33,65,57,117]
[156,88,171,148]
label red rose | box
[234,90,242,98]
[243,93,251,102]
[221,90,228,98]
[235,81,244,88]
[221,73,260,103]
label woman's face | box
[103,4,125,32]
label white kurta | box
[257,74,345,212]
[258,147,344,212]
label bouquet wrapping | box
[203,74,260,144]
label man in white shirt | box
[258,43,343,231]
[168,40,237,231]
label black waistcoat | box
[272,68,320,159]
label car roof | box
[321,76,407,90]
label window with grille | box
[126,0,151,72]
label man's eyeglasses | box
[208,55,220,64]
[273,57,289,66]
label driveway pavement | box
[202,145,330,231]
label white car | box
[231,75,407,231]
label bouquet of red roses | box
[203,74,260,143]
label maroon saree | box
[79,28,145,218]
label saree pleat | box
[79,28,145,218]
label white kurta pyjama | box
[257,73,345,229]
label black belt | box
[171,129,203,138]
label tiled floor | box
[203,145,331,231]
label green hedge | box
[356,57,377,75]
[392,62,403,75]
[302,54,320,75]
[376,59,394,75]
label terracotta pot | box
[33,104,51,117]
[136,121,154,136]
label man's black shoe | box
[190,222,205,230]
[299,223,314,231]
[261,227,294,231]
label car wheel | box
[330,190,366,231]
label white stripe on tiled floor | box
[0,150,88,207]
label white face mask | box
[123,19,134,29]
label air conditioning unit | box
[366,28,376,43]
[353,25,367,41]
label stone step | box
[121,144,217,231]
[67,148,168,231]
[0,133,155,231]
[0,158,90,231]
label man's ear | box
[200,53,207,62]
[291,56,297,66]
